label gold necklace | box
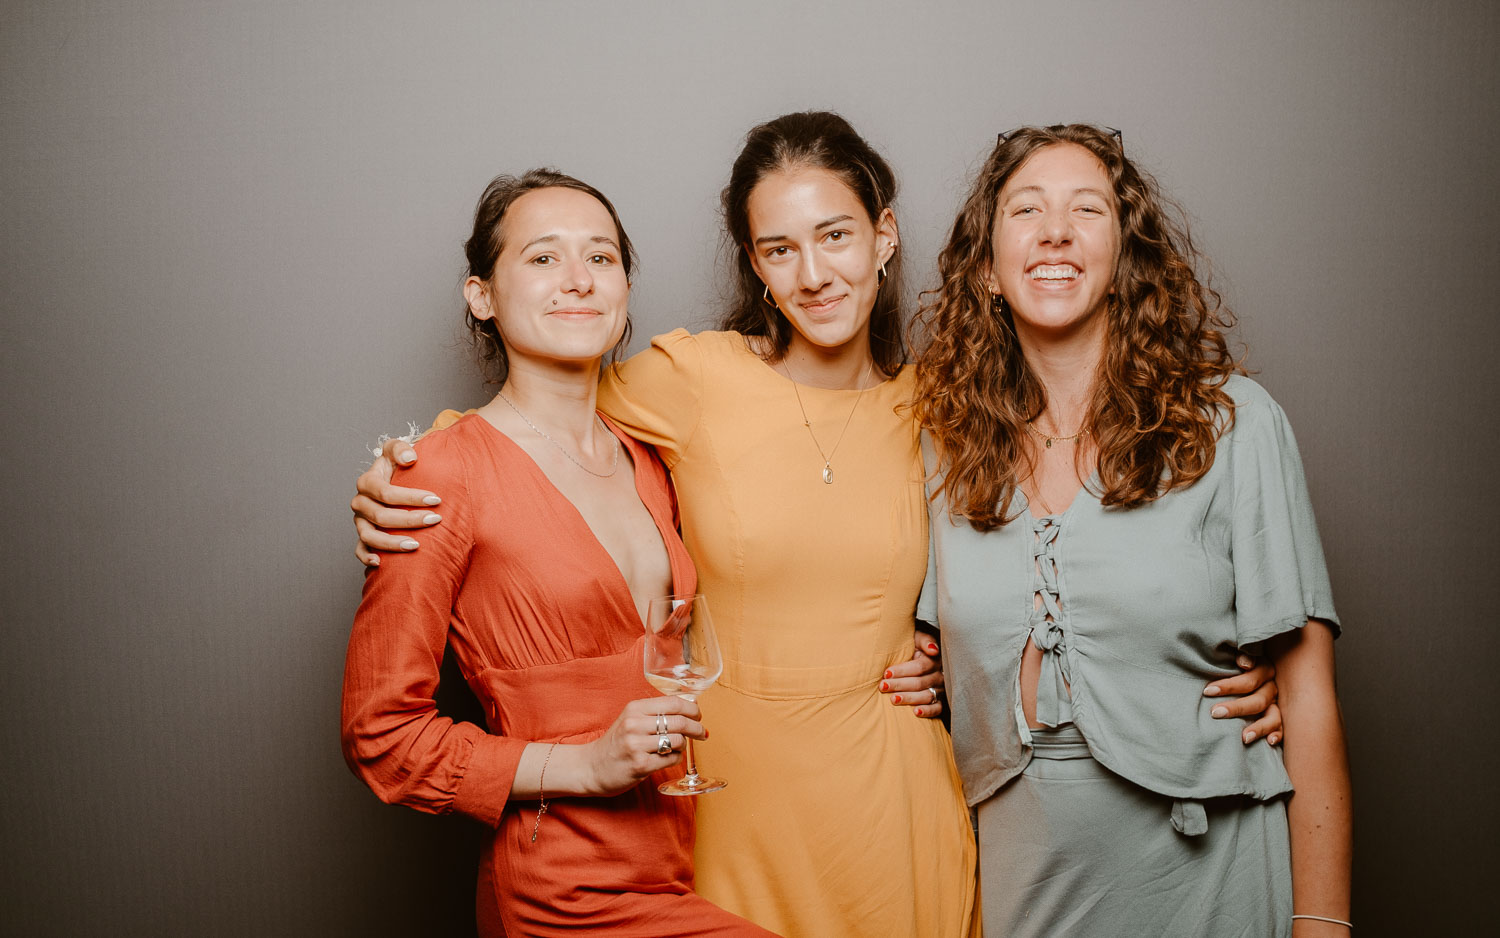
[495,392,621,478]
[1025,421,1090,449]
[782,357,873,485]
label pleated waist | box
[475,638,648,740]
[1024,724,1210,837]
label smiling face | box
[465,186,630,370]
[987,143,1120,341]
[745,166,898,360]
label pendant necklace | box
[783,357,873,485]
[1025,420,1090,449]
[495,391,621,478]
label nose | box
[560,255,594,295]
[1040,211,1073,246]
[797,248,831,292]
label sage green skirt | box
[977,725,1292,937]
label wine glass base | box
[658,775,728,797]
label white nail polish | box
[1211,705,1228,718]
[1204,685,1221,697]
[423,495,441,506]
[423,514,441,524]
[400,539,419,550]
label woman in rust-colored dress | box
[341,169,773,937]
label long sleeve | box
[340,426,527,827]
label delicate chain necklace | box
[782,357,873,485]
[1025,420,1090,449]
[495,391,620,478]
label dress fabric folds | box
[342,413,772,937]
[920,376,1338,936]
[599,330,979,938]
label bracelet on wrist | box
[1291,913,1352,929]
[529,743,558,844]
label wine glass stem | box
[682,736,700,781]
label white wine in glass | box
[643,593,727,796]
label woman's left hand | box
[1204,654,1284,746]
[880,627,945,719]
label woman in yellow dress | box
[350,113,1281,937]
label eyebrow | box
[753,214,856,246]
[518,234,620,252]
[1003,185,1113,203]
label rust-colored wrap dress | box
[341,413,773,937]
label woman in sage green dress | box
[912,124,1352,937]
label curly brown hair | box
[911,124,1241,531]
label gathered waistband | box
[1024,723,1209,837]
[1026,723,1092,759]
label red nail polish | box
[884,670,893,679]
[914,707,924,717]
[926,644,938,653]
[892,695,903,704]
[880,681,889,692]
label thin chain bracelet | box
[1291,913,1352,929]
[530,743,558,843]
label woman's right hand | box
[578,696,707,797]
[352,437,444,566]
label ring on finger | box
[654,714,668,735]
[655,734,673,756]
[928,687,940,704]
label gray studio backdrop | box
[3,1,1495,935]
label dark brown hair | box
[463,168,637,385]
[912,124,1240,531]
[718,111,906,377]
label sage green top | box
[918,376,1339,813]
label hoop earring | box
[763,284,777,309]
[991,293,1005,314]
[877,261,887,285]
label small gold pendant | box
[822,466,834,484]
[1045,438,1053,448]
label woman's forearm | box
[1271,620,1353,933]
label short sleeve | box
[1228,381,1340,647]
[341,424,527,827]
[596,328,706,467]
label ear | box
[983,263,1001,295]
[463,276,494,321]
[874,207,899,267]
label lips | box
[799,294,847,316]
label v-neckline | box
[466,412,684,627]
[1021,471,1098,524]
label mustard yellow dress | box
[597,330,978,938]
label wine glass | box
[643,593,728,796]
